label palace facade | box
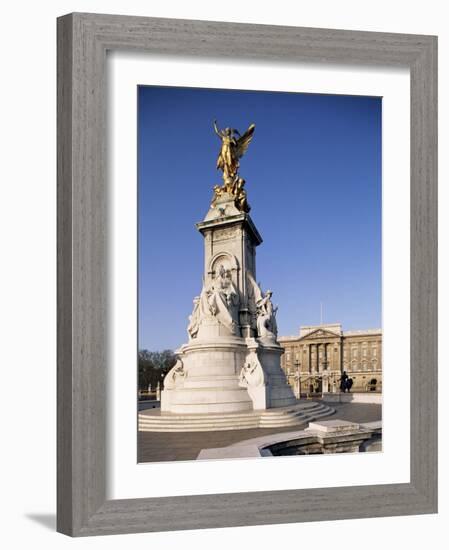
[278,324,382,397]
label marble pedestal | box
[161,335,252,414]
[161,334,296,414]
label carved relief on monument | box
[238,351,265,388]
[208,252,239,279]
[188,259,241,338]
[211,263,240,334]
[163,359,187,389]
[212,227,240,242]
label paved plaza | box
[138,401,381,463]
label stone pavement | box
[138,401,381,463]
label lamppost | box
[321,356,329,394]
[294,359,301,399]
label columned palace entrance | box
[279,324,382,397]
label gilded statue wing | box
[235,123,255,159]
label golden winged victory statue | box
[212,120,255,213]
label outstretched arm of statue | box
[213,120,221,137]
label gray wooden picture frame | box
[57,12,438,537]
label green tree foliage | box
[138,349,176,391]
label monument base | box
[253,341,297,408]
[161,335,252,414]
[161,336,296,414]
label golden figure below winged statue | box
[212,120,255,213]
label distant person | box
[346,378,353,393]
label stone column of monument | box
[160,121,296,414]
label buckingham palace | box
[278,323,382,397]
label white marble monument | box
[161,121,297,415]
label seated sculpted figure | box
[163,360,186,390]
[208,265,240,335]
[191,265,240,336]
[238,356,265,388]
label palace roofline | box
[278,324,382,341]
[343,329,382,336]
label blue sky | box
[138,86,381,351]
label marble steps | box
[258,404,334,426]
[139,418,259,432]
[138,402,335,432]
[139,404,325,425]
[258,406,335,428]
[140,401,326,422]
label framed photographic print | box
[57,13,437,536]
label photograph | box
[137,85,382,462]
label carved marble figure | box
[239,353,265,388]
[187,296,201,339]
[257,290,278,339]
[189,265,240,336]
[163,359,186,390]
